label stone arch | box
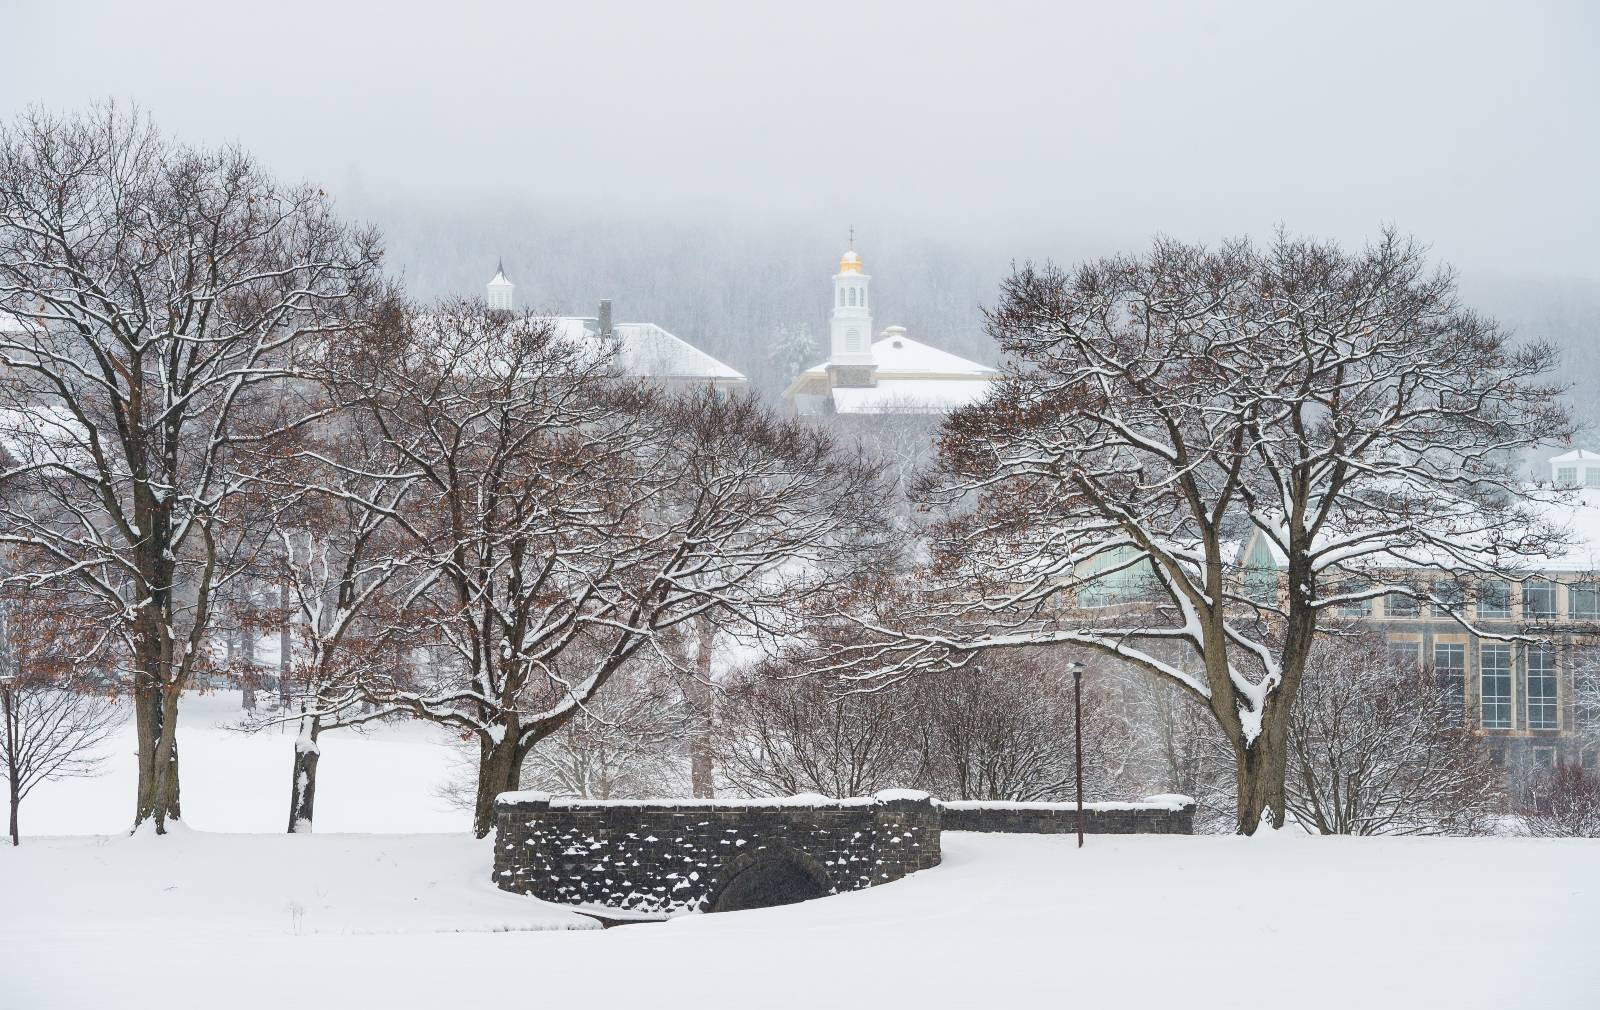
[703,846,833,913]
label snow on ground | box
[2,829,594,940]
[19,691,468,835]
[3,692,1597,1009]
[5,830,1597,1008]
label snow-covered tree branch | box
[830,230,1570,833]
[0,104,382,832]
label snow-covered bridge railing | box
[938,795,1195,835]
[492,790,941,917]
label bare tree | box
[914,649,1132,802]
[231,368,424,833]
[835,231,1570,833]
[344,304,885,835]
[1519,764,1600,838]
[716,655,923,797]
[0,105,379,832]
[0,578,120,845]
[1286,632,1502,835]
[520,654,689,799]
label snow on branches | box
[0,105,382,832]
[832,230,1571,834]
[326,303,887,835]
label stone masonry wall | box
[939,796,1195,835]
[493,790,941,915]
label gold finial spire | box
[839,228,863,274]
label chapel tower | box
[827,237,875,387]
[487,260,515,313]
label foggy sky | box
[3,0,1597,279]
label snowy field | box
[3,694,1598,1010]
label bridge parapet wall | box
[492,789,941,915]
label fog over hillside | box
[7,0,1596,423]
[358,194,1600,440]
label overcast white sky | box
[4,0,1596,278]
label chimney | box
[598,299,613,339]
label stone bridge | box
[492,790,1195,919]
[492,790,941,917]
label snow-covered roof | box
[1238,488,1600,575]
[798,333,997,379]
[551,318,744,382]
[488,271,512,287]
[1549,448,1600,464]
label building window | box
[1332,579,1372,617]
[1434,642,1466,725]
[860,288,866,308]
[1477,580,1511,619]
[1480,643,1512,729]
[1577,658,1600,730]
[1583,750,1597,770]
[1557,466,1578,486]
[845,328,860,351]
[1588,468,1600,488]
[1384,592,1419,617]
[1387,640,1420,668]
[1571,582,1600,618]
[1527,644,1558,730]
[1430,579,1467,615]
[1533,747,1557,769]
[1524,579,1557,620]
[848,288,856,307]
[838,289,845,307]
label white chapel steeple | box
[829,234,873,368]
[487,260,514,313]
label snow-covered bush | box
[1519,764,1600,838]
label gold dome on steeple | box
[838,226,864,274]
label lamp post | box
[1067,661,1085,848]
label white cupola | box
[829,243,873,367]
[487,261,514,313]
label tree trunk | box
[1232,711,1291,835]
[688,616,715,798]
[132,681,181,833]
[237,624,257,712]
[279,568,293,706]
[4,682,18,846]
[473,729,523,839]
[286,707,321,833]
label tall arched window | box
[838,288,845,307]
[848,288,856,307]
[860,287,867,307]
